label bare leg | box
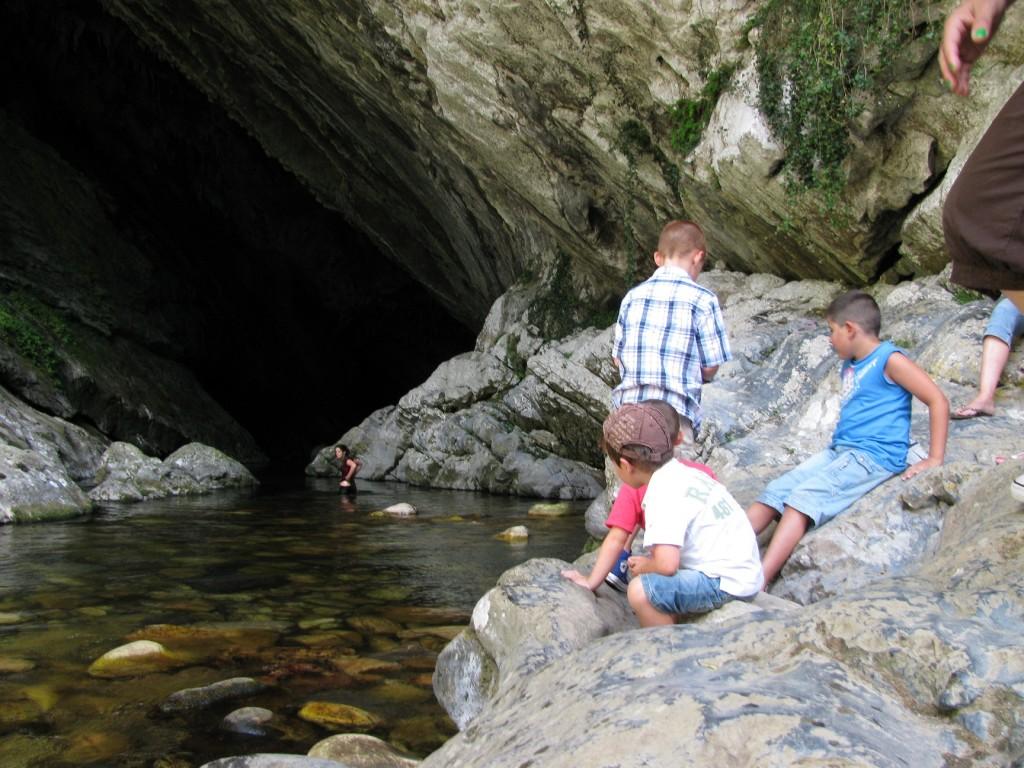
[761,506,811,585]
[957,335,1011,416]
[627,578,674,627]
[746,501,779,534]
[1004,289,1024,314]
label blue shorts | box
[984,297,1024,346]
[757,447,894,527]
[640,569,732,616]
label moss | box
[0,292,71,383]
[748,0,938,204]
[669,64,736,157]
[9,502,91,523]
[951,286,985,304]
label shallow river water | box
[0,478,589,767]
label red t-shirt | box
[605,458,717,532]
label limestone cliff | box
[101,0,1024,322]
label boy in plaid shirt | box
[612,220,731,433]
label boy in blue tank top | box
[747,290,949,586]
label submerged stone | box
[297,701,382,731]
[87,640,186,678]
[221,706,275,736]
[160,676,267,713]
[0,657,35,674]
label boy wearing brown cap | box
[597,402,763,627]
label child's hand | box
[902,457,942,480]
[627,555,651,577]
[561,569,591,589]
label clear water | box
[0,478,589,767]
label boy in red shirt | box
[561,400,715,593]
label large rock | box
[0,383,107,482]
[426,462,1024,766]
[97,1,1023,319]
[89,441,258,502]
[0,443,92,523]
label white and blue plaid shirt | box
[612,265,731,429]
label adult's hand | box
[940,0,1012,95]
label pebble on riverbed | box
[221,706,276,736]
[87,640,187,678]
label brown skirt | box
[943,81,1024,292]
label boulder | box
[426,463,1024,766]
[308,733,419,767]
[89,441,258,502]
[0,383,107,482]
[0,443,92,523]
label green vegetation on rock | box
[748,0,938,202]
[0,292,70,381]
[669,64,736,157]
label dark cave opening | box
[0,0,476,473]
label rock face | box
[98,0,1023,317]
[0,113,266,469]
[421,268,1023,762]
[307,284,609,498]
[427,461,1024,766]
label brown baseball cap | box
[602,403,675,464]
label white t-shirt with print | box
[641,460,764,597]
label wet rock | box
[526,502,574,517]
[494,525,528,542]
[297,701,382,731]
[0,611,26,625]
[221,706,276,737]
[372,503,417,518]
[160,676,268,714]
[87,640,185,678]
[307,733,419,767]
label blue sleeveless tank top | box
[831,340,910,473]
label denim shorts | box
[640,569,731,616]
[984,297,1024,346]
[758,447,894,527]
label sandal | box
[995,452,1024,465]
[950,405,994,420]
